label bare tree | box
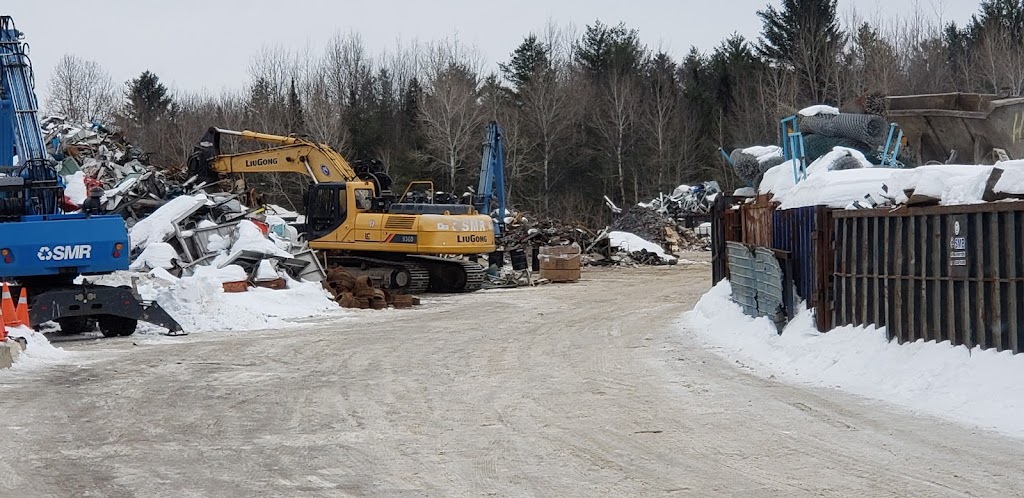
[417,39,486,191]
[592,70,641,204]
[45,54,118,122]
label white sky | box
[6,0,981,101]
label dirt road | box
[1,261,1022,497]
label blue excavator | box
[0,15,180,336]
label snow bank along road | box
[2,262,1023,496]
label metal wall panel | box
[711,196,743,284]
[727,242,788,330]
[833,203,1024,354]
[741,195,775,248]
[772,206,834,331]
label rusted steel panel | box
[741,195,775,247]
[833,203,1024,354]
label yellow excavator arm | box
[198,128,358,184]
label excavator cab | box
[304,183,348,240]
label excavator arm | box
[188,127,381,187]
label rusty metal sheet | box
[740,195,775,247]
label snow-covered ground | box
[683,282,1024,439]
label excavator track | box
[409,255,485,293]
[327,254,485,294]
[331,256,430,294]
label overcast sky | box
[8,0,981,101]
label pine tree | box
[123,70,172,126]
[500,35,551,90]
[574,20,645,78]
[286,78,305,134]
[757,0,844,102]
[968,0,1024,42]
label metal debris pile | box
[320,268,422,310]
[502,215,596,250]
[43,116,190,220]
[637,181,722,219]
[126,191,326,293]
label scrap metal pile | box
[126,192,327,291]
[42,116,188,219]
[497,183,716,270]
[730,97,912,190]
[35,117,350,301]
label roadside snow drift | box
[4,327,71,370]
[683,282,1024,438]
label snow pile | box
[994,167,1024,195]
[608,231,677,262]
[683,281,1024,438]
[129,242,179,271]
[149,266,340,333]
[803,147,873,176]
[64,171,88,205]
[884,165,995,205]
[740,145,784,166]
[798,105,840,117]
[5,327,72,370]
[128,194,208,250]
[763,166,897,210]
[228,220,293,259]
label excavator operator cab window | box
[354,189,374,211]
[305,184,347,239]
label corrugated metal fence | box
[833,203,1024,354]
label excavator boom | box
[191,127,358,184]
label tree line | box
[43,0,1024,226]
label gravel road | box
[1,261,1022,497]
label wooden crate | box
[539,268,581,282]
[539,245,581,282]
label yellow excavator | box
[187,127,495,293]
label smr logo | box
[37,245,93,261]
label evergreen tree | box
[286,78,305,134]
[968,0,1024,42]
[757,0,844,102]
[124,70,172,125]
[574,20,645,78]
[500,35,551,90]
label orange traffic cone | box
[1,283,22,327]
[16,288,30,328]
[0,302,7,342]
